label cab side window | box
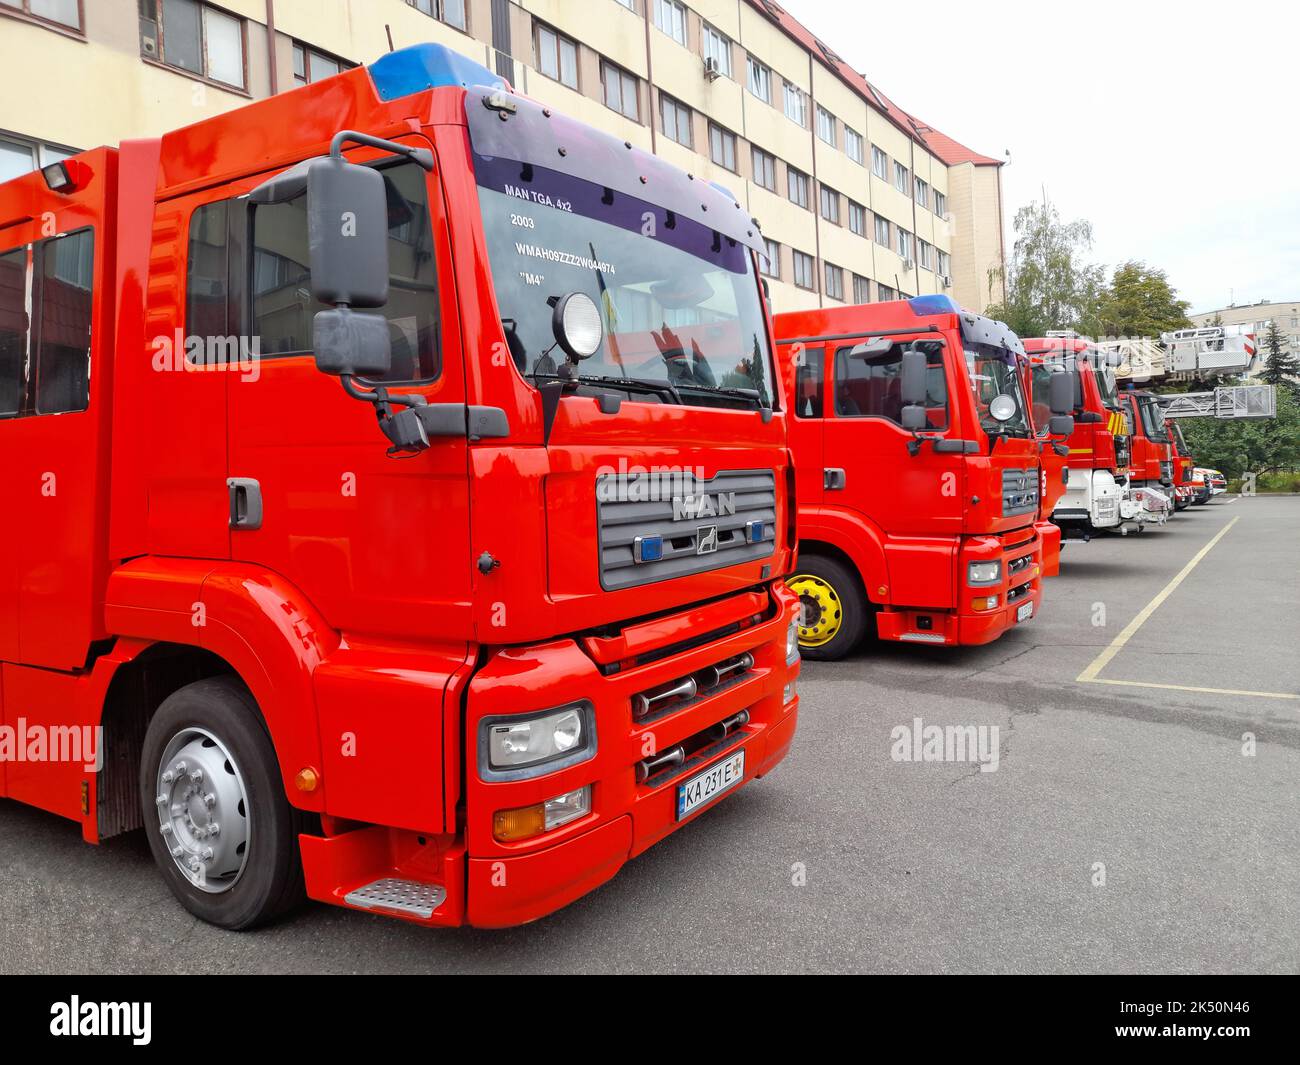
[0,247,27,417]
[0,229,94,419]
[248,159,442,382]
[793,345,823,418]
[832,340,947,429]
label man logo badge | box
[697,525,719,555]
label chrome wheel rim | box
[155,727,251,894]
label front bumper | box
[875,525,1044,647]
[302,582,800,928]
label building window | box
[816,106,836,146]
[934,190,947,217]
[918,240,933,270]
[659,93,692,147]
[1,0,81,30]
[654,0,686,45]
[601,60,639,120]
[792,250,815,290]
[824,262,844,301]
[747,56,771,102]
[536,23,578,89]
[874,214,890,247]
[914,178,929,209]
[877,283,895,302]
[709,123,737,172]
[938,250,950,276]
[702,23,732,77]
[760,238,780,279]
[787,166,810,209]
[139,0,246,89]
[894,161,910,195]
[897,228,913,260]
[751,146,776,191]
[852,273,871,304]
[783,82,807,127]
[250,160,441,380]
[0,133,76,182]
[613,0,635,8]
[405,0,466,31]
[819,185,840,225]
[871,145,888,179]
[845,127,864,164]
[848,200,866,236]
[292,41,353,85]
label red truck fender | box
[795,506,890,602]
[103,559,340,813]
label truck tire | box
[139,676,306,930]
[788,555,868,661]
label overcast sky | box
[782,0,1299,313]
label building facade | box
[0,0,1006,314]
[1189,300,1299,379]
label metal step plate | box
[344,878,446,919]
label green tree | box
[1095,261,1191,338]
[985,201,1105,336]
[1257,320,1300,392]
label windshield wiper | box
[670,383,770,410]
[534,371,683,405]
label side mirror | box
[307,156,391,309]
[1049,414,1074,437]
[313,307,392,378]
[901,405,928,431]
[899,347,928,407]
[1049,370,1075,415]
[849,336,894,358]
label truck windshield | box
[1092,357,1122,410]
[473,152,774,409]
[965,345,1030,437]
[1140,397,1168,441]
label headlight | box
[967,560,1001,585]
[786,616,800,663]
[482,703,594,777]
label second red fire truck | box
[775,296,1073,658]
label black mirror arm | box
[329,130,434,171]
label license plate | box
[676,750,745,820]
[1016,601,1034,622]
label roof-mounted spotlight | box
[41,159,88,194]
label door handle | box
[823,468,847,491]
[227,478,263,530]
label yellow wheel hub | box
[789,574,843,647]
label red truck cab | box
[1122,389,1174,522]
[1167,419,1196,510]
[775,296,1066,657]
[1019,353,1074,574]
[0,44,800,930]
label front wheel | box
[788,555,868,661]
[140,676,306,930]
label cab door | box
[821,332,965,606]
[224,139,473,640]
[783,341,825,511]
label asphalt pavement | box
[1,495,1296,973]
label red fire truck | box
[1021,336,1163,536]
[1019,352,1073,575]
[775,296,1073,658]
[1168,420,1197,510]
[1121,389,1174,523]
[0,45,801,929]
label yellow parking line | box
[1076,516,1240,684]
[1083,677,1299,700]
